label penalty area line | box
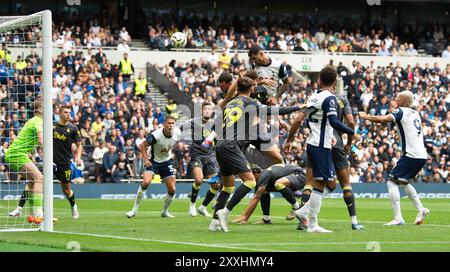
[52,231,287,252]
[218,241,450,246]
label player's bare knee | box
[141,180,150,190]
[167,188,176,195]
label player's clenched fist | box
[144,160,152,167]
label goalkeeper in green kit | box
[5,99,45,224]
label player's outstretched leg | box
[9,187,28,217]
[126,171,152,218]
[336,167,363,230]
[161,176,176,218]
[401,183,430,225]
[253,192,272,224]
[210,181,234,232]
[198,183,219,217]
[189,167,204,217]
[385,180,405,226]
[61,182,78,219]
[217,171,256,232]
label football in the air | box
[170,32,187,48]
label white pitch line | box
[47,210,450,228]
[218,241,450,246]
[53,231,287,252]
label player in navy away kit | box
[284,66,356,233]
[208,77,302,232]
[359,90,430,226]
[233,164,306,224]
[126,115,181,219]
[179,102,219,217]
[9,105,83,220]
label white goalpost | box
[0,10,53,232]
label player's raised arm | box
[274,64,290,99]
[284,111,306,153]
[218,78,238,109]
[342,98,356,153]
[358,111,395,124]
[324,96,355,135]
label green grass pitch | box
[0,198,449,252]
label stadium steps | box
[130,39,149,49]
[146,80,189,121]
[147,80,169,110]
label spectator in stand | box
[118,53,134,82]
[92,140,109,183]
[111,152,133,183]
[102,145,118,183]
[117,39,130,53]
[133,150,145,178]
[442,46,450,58]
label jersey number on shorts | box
[65,170,71,180]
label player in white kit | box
[285,66,356,233]
[359,90,430,226]
[248,45,290,103]
[126,116,182,218]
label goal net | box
[0,11,53,232]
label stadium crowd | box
[162,50,450,184]
[0,35,449,184]
[0,18,132,52]
[146,12,449,56]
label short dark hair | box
[202,101,212,109]
[218,71,233,84]
[248,45,263,58]
[237,77,254,93]
[244,70,258,80]
[165,115,176,122]
[59,105,71,112]
[319,65,337,86]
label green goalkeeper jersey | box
[7,116,43,155]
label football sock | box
[67,190,76,207]
[260,192,271,216]
[18,189,28,208]
[308,189,323,228]
[226,181,255,211]
[343,186,357,223]
[213,186,233,219]
[201,187,217,207]
[300,185,312,208]
[402,184,424,212]
[190,183,201,204]
[278,187,297,206]
[163,192,175,213]
[30,192,43,218]
[133,184,147,211]
[387,181,403,221]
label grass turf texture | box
[0,198,449,252]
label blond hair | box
[398,90,414,108]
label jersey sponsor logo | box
[54,131,67,141]
[336,97,344,108]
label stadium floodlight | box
[0,10,53,232]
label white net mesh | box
[0,13,45,231]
